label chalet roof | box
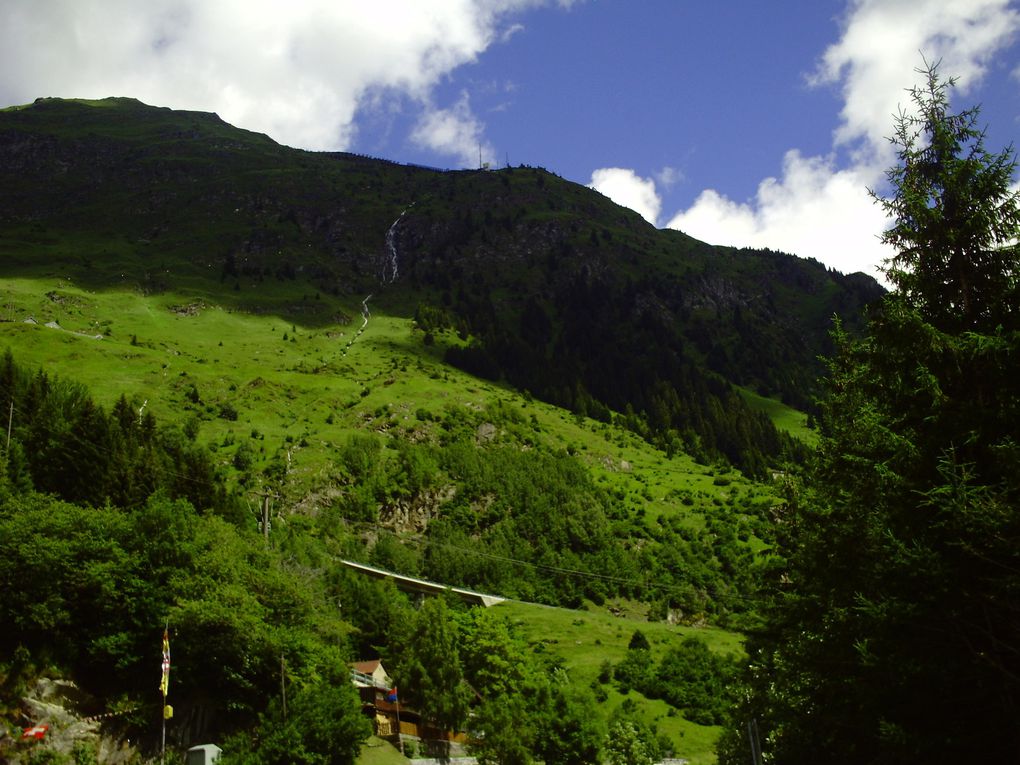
[351,660,392,691]
[352,659,382,675]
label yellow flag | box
[159,628,170,698]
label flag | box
[21,724,48,740]
[386,687,398,703]
[159,628,170,698]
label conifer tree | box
[388,596,470,745]
[875,61,1020,332]
[722,62,1020,764]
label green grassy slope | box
[493,599,743,765]
[0,269,774,508]
[738,386,819,446]
[1,97,882,467]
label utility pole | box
[261,492,272,545]
[395,693,403,756]
[747,718,762,765]
[248,490,276,545]
[280,654,288,720]
[6,400,12,452]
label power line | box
[348,522,696,598]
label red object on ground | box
[21,724,48,740]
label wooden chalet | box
[350,660,470,750]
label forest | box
[718,64,1020,764]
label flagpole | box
[161,643,166,765]
[395,694,403,756]
[160,621,170,765]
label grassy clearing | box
[493,599,744,765]
[355,736,408,765]
[737,386,818,446]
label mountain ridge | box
[0,96,884,474]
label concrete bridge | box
[339,559,506,607]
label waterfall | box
[384,205,412,284]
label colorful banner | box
[160,628,170,698]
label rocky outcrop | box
[2,678,140,765]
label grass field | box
[737,385,818,446]
[355,736,408,765]
[492,600,744,765]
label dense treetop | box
[721,62,1020,765]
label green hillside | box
[1,97,883,476]
[0,268,782,763]
[0,97,874,764]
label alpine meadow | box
[0,60,1017,765]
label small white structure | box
[351,659,391,690]
[186,744,222,765]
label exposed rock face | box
[475,422,497,444]
[379,487,456,534]
[3,678,140,765]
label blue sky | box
[2,0,1018,278]
[388,2,845,197]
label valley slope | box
[0,97,883,764]
[0,97,882,475]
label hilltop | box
[0,96,882,475]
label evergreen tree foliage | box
[220,679,370,765]
[386,596,470,738]
[0,351,235,513]
[627,629,651,652]
[875,61,1020,333]
[722,63,1020,764]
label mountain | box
[0,96,891,763]
[0,97,883,474]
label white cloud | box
[812,0,1020,165]
[411,92,495,168]
[0,0,561,156]
[655,166,683,190]
[501,22,526,42]
[667,151,890,277]
[588,168,662,225]
[664,0,1020,278]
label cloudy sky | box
[2,0,1018,278]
